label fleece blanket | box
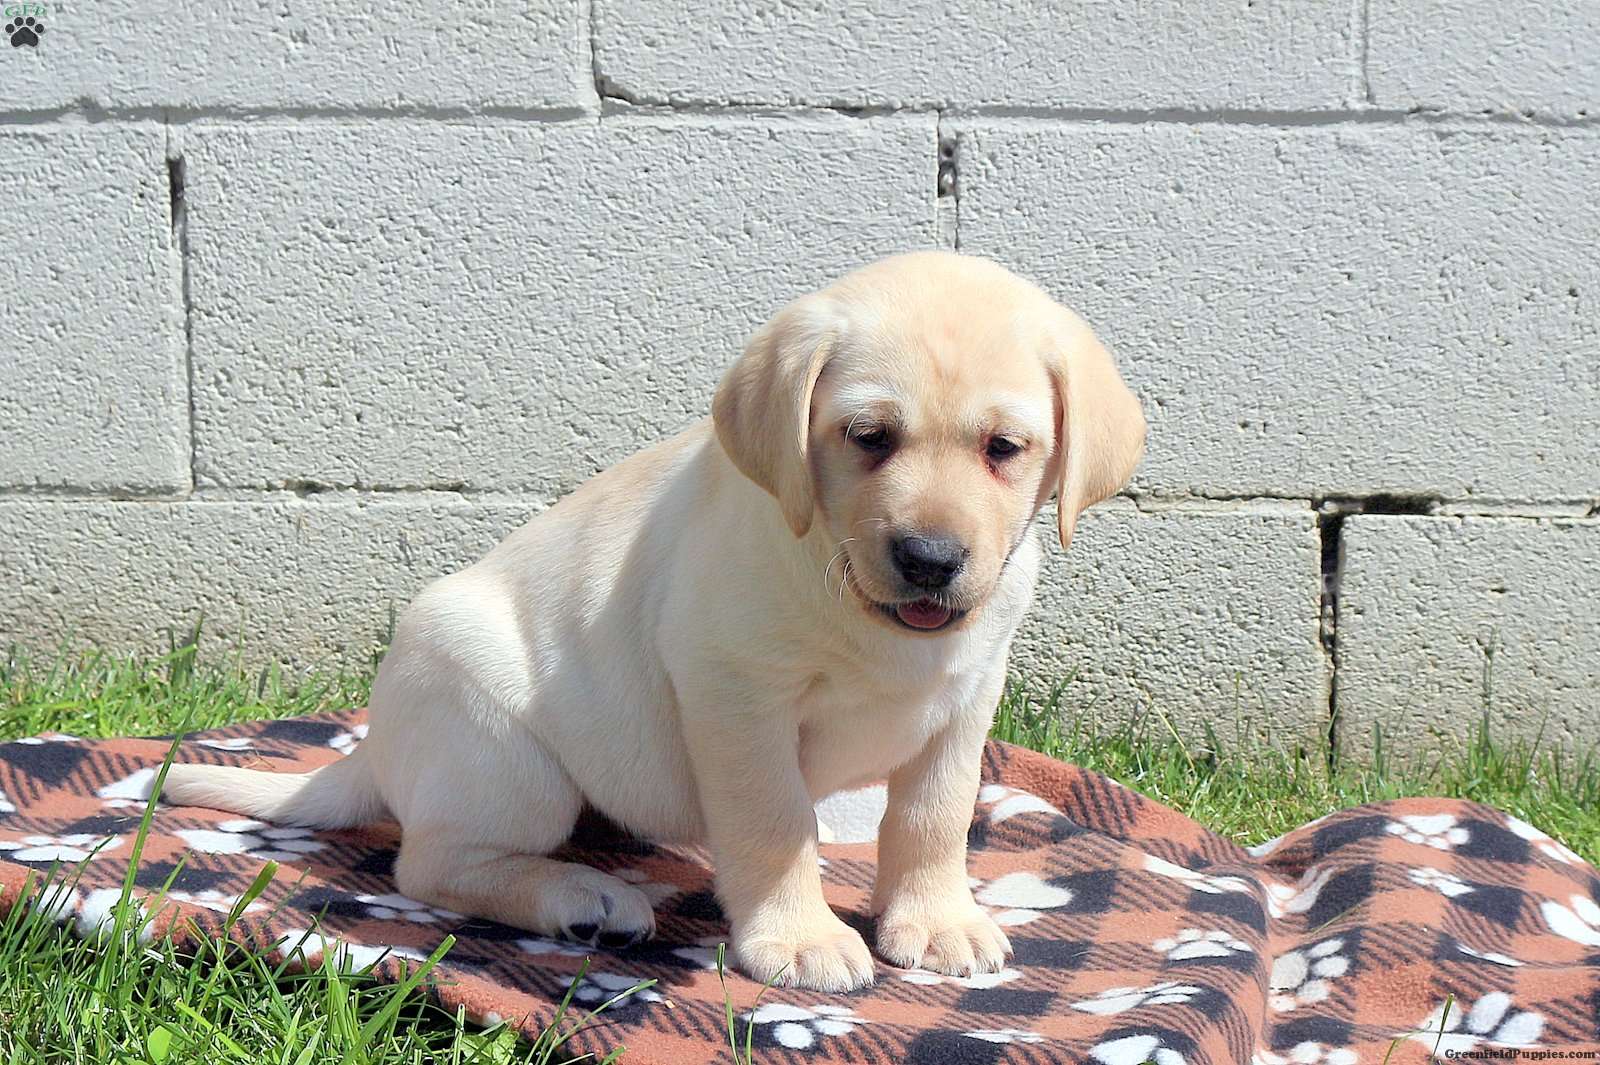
[0,711,1596,1065]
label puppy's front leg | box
[873,698,1012,976]
[681,692,875,992]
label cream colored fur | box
[163,251,1145,991]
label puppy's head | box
[713,251,1145,635]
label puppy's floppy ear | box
[1047,306,1147,551]
[713,294,838,538]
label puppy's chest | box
[795,671,977,799]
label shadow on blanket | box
[0,710,1596,1064]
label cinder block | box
[0,127,187,493]
[1011,504,1328,750]
[1369,1,1599,119]
[183,116,937,495]
[595,1,1354,110]
[0,498,534,665]
[956,122,1600,503]
[1336,515,1600,756]
[4,1,589,112]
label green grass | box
[0,637,1595,1062]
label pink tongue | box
[896,599,953,630]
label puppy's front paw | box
[875,894,1012,976]
[734,913,875,992]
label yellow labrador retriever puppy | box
[162,250,1145,991]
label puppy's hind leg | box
[390,737,655,949]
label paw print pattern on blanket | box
[1385,812,1469,850]
[745,1003,867,1050]
[1403,992,1545,1055]
[2,713,1598,1065]
[1269,938,1350,1012]
[1071,981,1204,1016]
[175,819,327,863]
[1152,928,1252,962]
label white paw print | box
[1385,813,1469,850]
[1144,855,1254,895]
[964,1028,1044,1044]
[902,967,1022,989]
[165,888,266,916]
[1252,1042,1357,1065]
[354,892,462,924]
[517,936,593,959]
[977,784,1063,824]
[329,723,368,756]
[1408,865,1473,898]
[1266,867,1335,919]
[274,926,427,971]
[1504,815,1583,866]
[1270,938,1349,1012]
[572,971,662,1009]
[16,733,81,745]
[96,768,158,809]
[1456,942,1524,967]
[669,935,727,970]
[973,871,1074,926]
[746,1003,866,1050]
[1090,1033,1188,1065]
[1404,992,1544,1055]
[1071,980,1203,1016]
[174,819,327,863]
[0,789,15,815]
[1152,928,1252,961]
[1540,893,1600,947]
[0,832,121,863]
[196,737,257,752]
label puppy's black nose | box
[891,535,968,590]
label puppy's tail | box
[162,749,386,829]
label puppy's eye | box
[986,436,1022,461]
[848,426,894,454]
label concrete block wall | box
[1,1,1595,759]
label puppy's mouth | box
[874,597,968,633]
